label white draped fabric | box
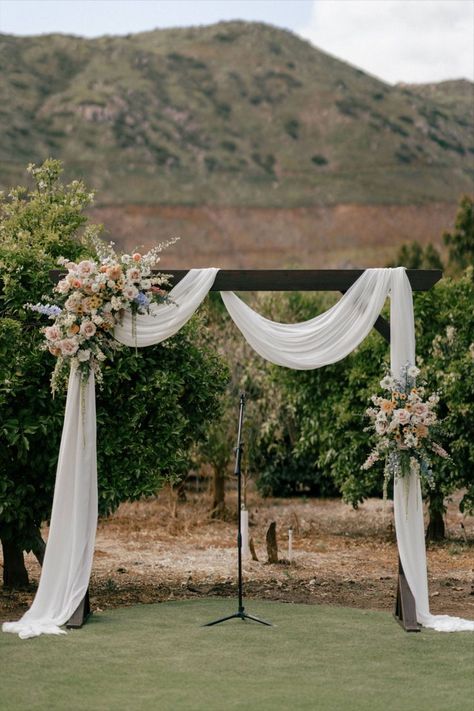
[3,370,97,639]
[3,267,473,638]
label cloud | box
[297,0,474,84]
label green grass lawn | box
[1,600,473,711]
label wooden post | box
[66,588,91,629]
[266,522,279,564]
[394,559,420,632]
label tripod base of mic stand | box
[203,606,272,627]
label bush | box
[0,160,228,586]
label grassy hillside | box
[0,21,473,207]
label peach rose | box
[132,253,142,262]
[107,265,122,281]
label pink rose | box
[76,260,96,277]
[59,338,79,356]
[56,279,70,294]
[393,408,411,425]
[80,321,97,339]
[126,267,141,282]
[412,402,428,417]
[45,325,61,341]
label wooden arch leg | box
[66,588,91,629]
[394,558,421,632]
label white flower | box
[102,302,113,313]
[80,320,97,339]
[375,420,387,434]
[121,254,132,265]
[92,315,104,326]
[122,284,139,300]
[96,349,107,362]
[111,296,123,310]
[404,433,418,448]
[140,279,152,290]
[407,366,420,378]
[446,326,456,343]
[77,349,91,362]
[380,375,394,390]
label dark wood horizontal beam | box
[165,269,442,292]
[49,268,442,291]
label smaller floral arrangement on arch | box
[362,364,449,499]
[27,237,177,392]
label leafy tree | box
[0,161,228,587]
[443,195,474,273]
[412,271,474,539]
[389,240,443,269]
[254,276,474,540]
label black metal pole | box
[203,393,272,627]
[236,395,244,614]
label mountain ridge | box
[1,21,472,208]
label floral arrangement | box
[362,364,449,498]
[27,237,177,392]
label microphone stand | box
[204,393,272,627]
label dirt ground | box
[1,488,473,624]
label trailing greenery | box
[0,161,228,585]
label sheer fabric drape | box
[3,267,472,638]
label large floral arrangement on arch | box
[27,237,177,392]
[362,364,449,499]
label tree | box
[254,275,474,540]
[0,161,228,586]
[389,241,444,270]
[412,271,474,539]
[443,195,474,273]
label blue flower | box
[134,292,150,308]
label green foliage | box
[414,270,474,515]
[389,240,443,269]
[0,161,228,553]
[96,317,228,516]
[0,160,92,546]
[443,195,474,272]
[253,273,474,515]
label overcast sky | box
[1,0,473,84]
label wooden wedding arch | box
[51,267,442,632]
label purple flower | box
[26,302,62,317]
[134,292,150,308]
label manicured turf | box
[1,600,473,711]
